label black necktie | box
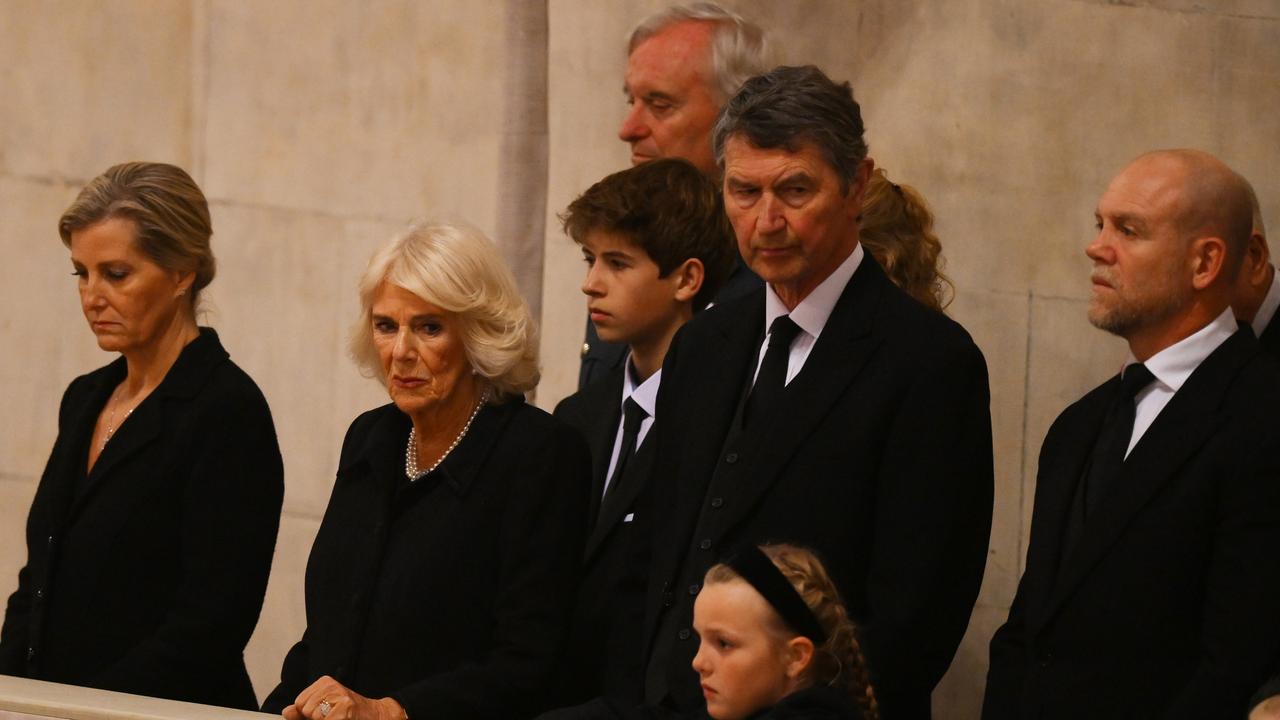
[1082,363,1156,517]
[743,315,803,426]
[603,397,647,503]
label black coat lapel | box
[586,437,655,562]
[1258,312,1280,359]
[1023,385,1111,633]
[46,361,124,530]
[1039,328,1255,627]
[586,372,625,522]
[648,294,764,597]
[68,329,229,521]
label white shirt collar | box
[1250,265,1280,338]
[1125,306,1238,394]
[621,356,661,420]
[764,243,865,340]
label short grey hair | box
[350,220,540,399]
[713,65,869,192]
[628,3,772,103]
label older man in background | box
[579,3,770,388]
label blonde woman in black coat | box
[0,162,284,709]
[263,221,591,720]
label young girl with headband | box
[691,544,879,720]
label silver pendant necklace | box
[405,390,489,481]
[101,388,137,450]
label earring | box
[177,289,187,297]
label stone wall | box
[2,1,1277,716]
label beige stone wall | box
[1,1,1277,717]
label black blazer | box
[984,328,1280,719]
[1259,310,1280,358]
[0,328,283,709]
[1254,316,1280,710]
[643,258,994,719]
[554,368,657,704]
[262,398,591,720]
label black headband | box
[725,546,827,644]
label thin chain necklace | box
[101,387,139,450]
[405,390,489,481]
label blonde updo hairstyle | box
[704,544,879,720]
[349,221,540,399]
[58,161,216,314]
[859,169,953,312]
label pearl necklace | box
[405,390,489,481]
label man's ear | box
[1189,235,1229,291]
[783,636,815,681]
[1243,231,1272,286]
[848,157,875,220]
[672,258,705,303]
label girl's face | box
[691,579,809,720]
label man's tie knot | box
[767,315,803,350]
[1119,363,1155,401]
[622,397,648,436]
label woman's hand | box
[282,676,407,720]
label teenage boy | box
[553,157,735,707]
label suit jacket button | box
[677,629,691,641]
[46,535,55,547]
[699,538,713,550]
[662,592,674,607]
[710,497,724,509]
[725,453,739,464]
[688,583,701,595]
[26,647,36,660]
[33,589,43,600]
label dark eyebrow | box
[725,176,758,191]
[774,171,816,188]
[599,249,635,261]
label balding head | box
[1129,149,1254,280]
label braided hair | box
[705,544,879,720]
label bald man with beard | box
[984,150,1280,719]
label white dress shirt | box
[1123,307,1237,457]
[1250,265,1280,339]
[602,358,660,497]
[753,243,865,387]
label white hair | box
[628,2,773,102]
[350,220,540,399]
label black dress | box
[0,328,284,709]
[262,397,591,719]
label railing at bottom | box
[0,676,276,720]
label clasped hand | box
[282,675,407,720]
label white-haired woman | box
[263,221,591,720]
